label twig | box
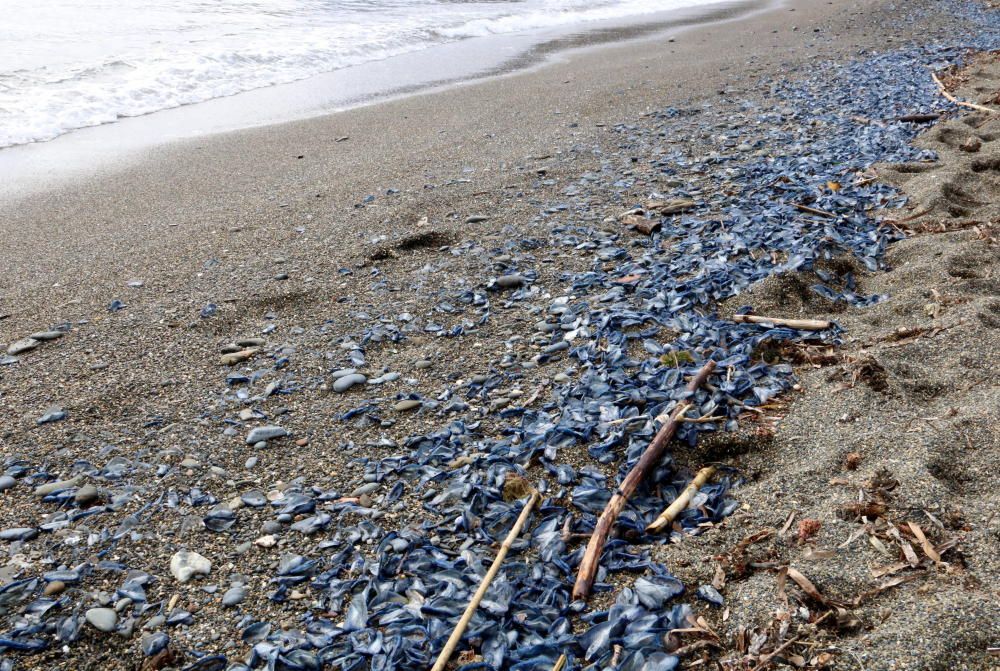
[430,489,540,671]
[733,314,832,331]
[551,654,567,671]
[931,72,996,114]
[573,361,716,599]
[795,203,837,219]
[896,113,940,123]
[647,466,718,533]
[749,637,802,671]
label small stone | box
[414,359,433,369]
[179,458,200,469]
[170,550,211,583]
[394,399,422,412]
[221,349,258,366]
[85,607,118,632]
[35,475,83,497]
[333,373,367,393]
[44,581,66,596]
[0,476,15,491]
[236,337,266,347]
[74,484,100,505]
[7,338,39,355]
[29,331,64,341]
[255,535,277,548]
[465,215,489,223]
[494,274,526,289]
[245,425,288,444]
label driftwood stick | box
[551,654,568,671]
[646,466,718,533]
[732,314,832,331]
[896,113,940,123]
[572,361,716,600]
[430,489,540,671]
[931,72,996,114]
[794,203,837,219]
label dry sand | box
[0,0,997,670]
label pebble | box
[220,349,258,366]
[495,274,526,289]
[6,338,40,355]
[85,607,118,633]
[44,581,66,596]
[245,425,288,444]
[170,550,212,583]
[34,475,83,497]
[368,372,400,385]
[29,331,64,341]
[236,337,266,347]
[74,484,100,505]
[414,359,433,369]
[245,457,259,469]
[332,373,367,392]
[465,215,489,223]
[0,476,15,491]
[394,399,422,412]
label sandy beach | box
[0,0,997,669]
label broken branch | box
[931,72,996,114]
[573,361,716,600]
[647,466,718,533]
[733,314,832,331]
[430,489,540,671]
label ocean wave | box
[0,0,724,148]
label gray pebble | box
[333,373,367,393]
[495,274,526,289]
[245,425,287,444]
[85,607,118,632]
[29,331,64,341]
[74,484,99,505]
[6,338,39,355]
[0,476,15,491]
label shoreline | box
[0,0,766,200]
[0,0,997,669]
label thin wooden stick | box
[931,72,996,114]
[572,361,716,600]
[551,654,567,671]
[794,203,837,219]
[732,314,832,331]
[430,489,540,671]
[646,466,717,533]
